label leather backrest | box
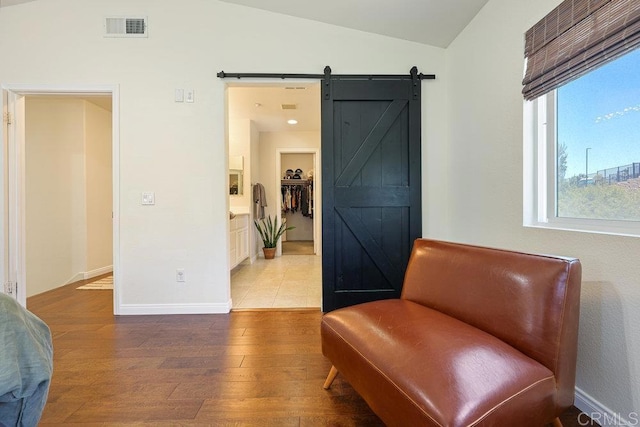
[401,239,581,407]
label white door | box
[2,90,26,305]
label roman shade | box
[522,0,640,100]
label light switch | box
[185,89,195,103]
[175,89,184,103]
[142,192,155,205]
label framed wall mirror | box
[229,155,244,195]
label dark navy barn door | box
[322,76,422,312]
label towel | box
[253,183,267,220]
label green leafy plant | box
[254,215,295,248]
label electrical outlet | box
[4,281,15,295]
[176,269,185,282]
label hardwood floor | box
[27,281,597,426]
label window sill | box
[524,218,640,239]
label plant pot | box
[263,247,276,260]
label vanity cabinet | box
[230,214,249,269]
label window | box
[525,47,640,236]
[522,0,640,236]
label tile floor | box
[231,254,322,309]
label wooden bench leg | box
[552,418,563,427]
[323,365,339,390]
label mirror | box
[229,171,243,195]
[229,155,244,195]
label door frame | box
[0,83,120,312]
[275,148,321,256]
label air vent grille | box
[281,104,297,110]
[105,16,148,38]
[126,19,145,34]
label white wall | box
[228,118,251,212]
[445,0,639,418]
[25,98,86,296]
[85,100,113,272]
[229,118,260,259]
[0,0,446,313]
[24,97,112,296]
[249,121,260,259]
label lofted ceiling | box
[0,0,36,7]
[220,0,489,48]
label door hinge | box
[3,112,12,125]
[4,281,16,295]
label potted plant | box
[254,215,295,259]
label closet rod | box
[281,180,311,186]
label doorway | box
[1,85,120,311]
[226,83,322,309]
[277,150,320,256]
[220,67,427,313]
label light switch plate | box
[175,89,184,103]
[185,89,195,103]
[142,192,155,205]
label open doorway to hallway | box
[226,83,321,309]
[2,85,119,311]
[24,95,114,299]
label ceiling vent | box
[281,104,297,110]
[104,16,148,38]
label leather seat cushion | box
[321,299,558,427]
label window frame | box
[524,90,640,238]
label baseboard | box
[117,301,231,315]
[65,266,113,286]
[575,387,637,426]
[65,272,86,285]
[84,265,113,280]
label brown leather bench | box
[321,239,581,426]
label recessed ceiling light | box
[287,119,298,125]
